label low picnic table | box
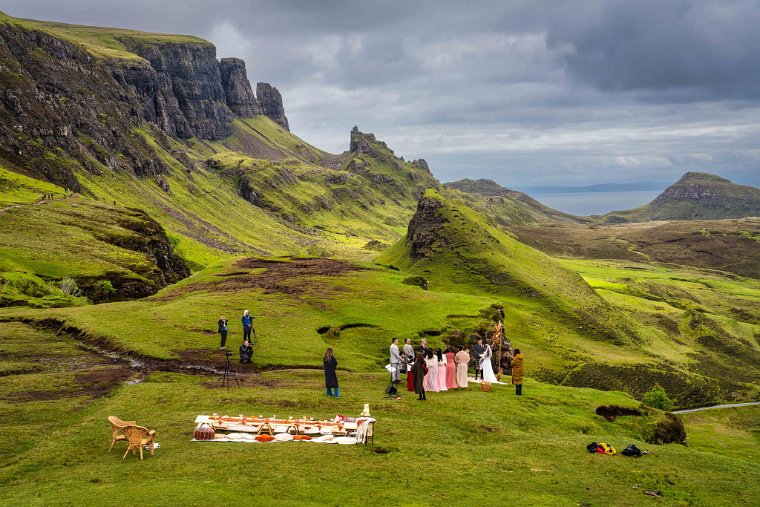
[194,415,357,436]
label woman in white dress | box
[481,344,499,383]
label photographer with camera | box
[239,340,253,364]
[217,316,228,349]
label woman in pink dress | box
[425,349,439,392]
[445,348,457,389]
[436,349,448,392]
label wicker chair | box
[108,416,136,452]
[122,425,156,460]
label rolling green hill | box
[378,189,637,345]
[604,172,760,222]
[445,178,584,225]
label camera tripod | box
[221,352,240,388]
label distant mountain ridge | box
[522,182,664,194]
[604,172,760,222]
[444,178,583,225]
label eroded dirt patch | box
[156,257,363,301]
[595,405,643,422]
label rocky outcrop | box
[406,195,447,259]
[0,22,171,189]
[220,57,262,117]
[0,18,291,189]
[350,126,391,155]
[257,82,289,131]
[411,159,432,174]
[123,41,234,139]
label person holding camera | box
[217,316,228,349]
[239,340,253,363]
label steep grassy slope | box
[445,178,584,225]
[0,164,65,206]
[0,11,207,61]
[558,259,760,401]
[378,189,638,345]
[0,196,188,307]
[604,172,760,222]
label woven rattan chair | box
[122,425,156,460]
[108,416,136,452]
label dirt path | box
[672,401,760,414]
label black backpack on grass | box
[622,444,642,457]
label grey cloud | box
[2,0,760,201]
[547,0,760,99]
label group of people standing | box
[409,346,471,400]
[391,336,524,400]
[217,310,256,363]
[321,330,524,400]
[392,338,471,398]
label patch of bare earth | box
[157,257,363,301]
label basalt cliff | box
[0,14,288,190]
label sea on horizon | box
[532,190,662,216]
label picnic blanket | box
[192,415,375,444]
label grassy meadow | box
[0,316,758,506]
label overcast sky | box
[5,0,760,190]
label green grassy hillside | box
[0,11,208,61]
[604,172,760,222]
[444,178,584,225]
[0,193,188,307]
[0,116,438,308]
[378,189,637,345]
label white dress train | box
[481,345,499,383]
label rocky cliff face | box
[124,41,234,139]
[0,18,289,188]
[256,82,289,131]
[220,57,263,117]
[0,22,169,189]
[406,195,447,259]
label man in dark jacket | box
[472,338,485,380]
[239,340,253,363]
[418,338,429,356]
[217,316,228,349]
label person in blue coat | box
[241,310,254,342]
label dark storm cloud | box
[547,0,760,99]
[3,0,760,195]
